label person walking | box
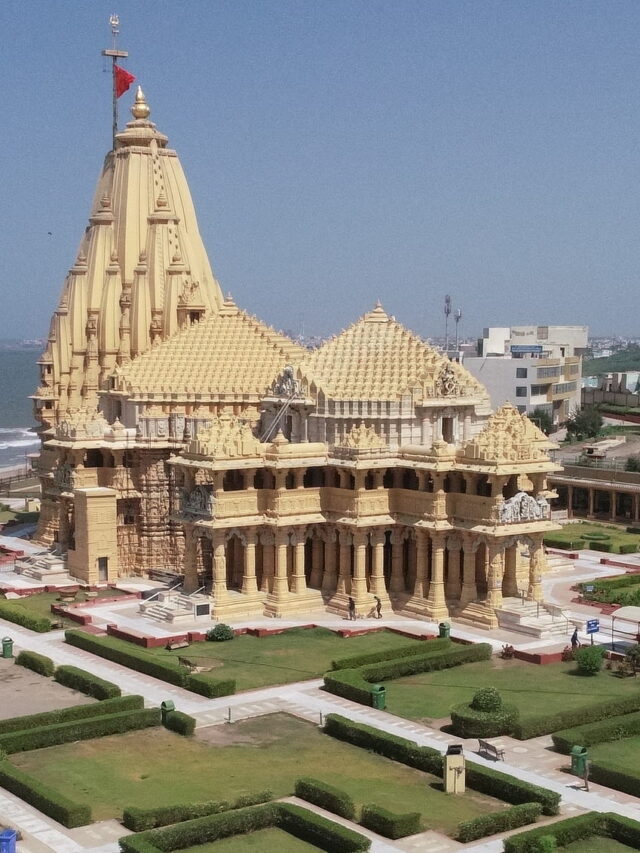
[571,627,579,651]
[374,596,382,619]
[348,597,356,621]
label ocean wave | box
[0,427,36,436]
[0,439,40,449]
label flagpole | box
[101,15,129,150]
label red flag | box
[114,65,135,98]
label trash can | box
[438,622,451,639]
[570,745,588,776]
[0,829,17,853]
[160,699,175,723]
[1,637,13,659]
[371,684,386,710]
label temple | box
[31,89,562,628]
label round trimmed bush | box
[575,645,605,676]
[206,624,234,642]
[581,532,610,541]
[451,688,519,738]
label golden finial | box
[131,86,150,120]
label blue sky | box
[1,1,639,340]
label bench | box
[478,739,505,761]
[166,640,190,651]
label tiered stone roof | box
[114,295,305,398]
[300,303,486,401]
[458,403,554,466]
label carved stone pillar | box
[322,530,338,593]
[373,470,385,489]
[502,542,519,597]
[337,530,351,594]
[413,528,429,598]
[527,535,544,602]
[425,531,448,619]
[310,537,323,588]
[369,530,386,596]
[242,528,258,595]
[351,530,368,603]
[588,488,595,518]
[294,469,305,489]
[567,484,573,519]
[183,526,198,593]
[459,534,478,607]
[389,529,405,593]
[291,529,307,594]
[260,532,274,593]
[272,529,290,596]
[245,469,256,491]
[487,541,504,610]
[445,537,462,600]
[610,490,617,521]
[211,529,228,604]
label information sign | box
[586,619,600,634]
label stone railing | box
[391,489,435,519]
[448,493,498,525]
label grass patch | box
[0,590,129,629]
[544,522,640,554]
[10,713,505,832]
[178,828,321,852]
[562,839,637,853]
[590,736,640,777]
[128,628,423,691]
[383,658,640,723]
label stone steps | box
[497,596,572,638]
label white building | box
[463,325,587,426]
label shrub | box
[0,708,161,754]
[503,813,603,853]
[163,710,195,736]
[186,673,235,697]
[206,623,234,641]
[552,710,640,753]
[278,803,370,852]
[0,695,143,735]
[0,603,51,632]
[464,763,559,816]
[122,790,274,831]
[589,762,640,798]
[513,693,640,739]
[295,777,356,820]
[330,638,449,670]
[360,803,421,838]
[323,714,442,774]
[581,532,610,541]
[54,665,121,699]
[590,541,613,552]
[450,689,519,738]
[619,542,639,554]
[543,537,584,551]
[470,687,502,712]
[606,813,640,848]
[575,645,605,675]
[0,760,91,827]
[15,650,55,677]
[456,802,541,842]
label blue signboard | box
[510,345,543,354]
[586,619,600,634]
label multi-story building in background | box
[463,325,588,426]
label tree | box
[531,407,553,436]
[565,407,603,441]
[625,455,640,473]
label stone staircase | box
[139,591,211,623]
[496,596,575,638]
[545,551,578,574]
[15,547,71,583]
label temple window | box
[304,467,325,487]
[188,311,202,324]
[285,472,295,490]
[364,471,375,490]
[85,449,104,468]
[223,470,244,491]
[402,469,419,490]
[441,416,454,444]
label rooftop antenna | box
[444,294,451,353]
[101,15,130,150]
[454,308,462,350]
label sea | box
[0,350,41,471]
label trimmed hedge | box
[607,813,640,849]
[0,760,91,827]
[163,710,196,737]
[65,630,236,697]
[324,714,442,774]
[0,694,143,735]
[54,664,121,699]
[119,802,371,853]
[122,790,274,832]
[330,637,450,671]
[295,777,356,820]
[360,803,421,838]
[590,541,613,552]
[457,802,541,843]
[464,763,559,816]
[552,710,640,753]
[543,537,584,551]
[589,762,640,798]
[513,693,640,739]
[0,708,161,754]
[324,642,491,706]
[504,813,603,853]
[15,649,55,677]
[450,701,519,738]
[0,602,52,632]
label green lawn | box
[179,829,320,852]
[590,736,640,777]
[144,627,424,691]
[562,837,636,853]
[383,658,640,723]
[10,713,505,832]
[545,522,639,553]
[0,589,129,628]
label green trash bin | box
[371,685,386,710]
[570,745,588,776]
[2,637,13,659]
[438,622,451,639]
[160,699,175,723]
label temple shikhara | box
[31,87,562,629]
